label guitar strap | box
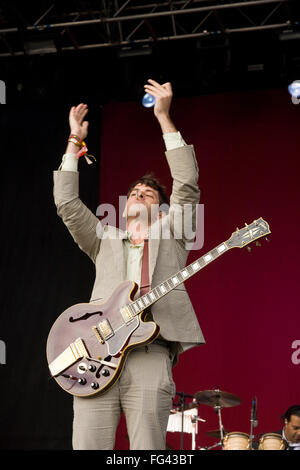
[140,239,150,296]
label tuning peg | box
[265,237,270,242]
[247,246,252,252]
[255,241,262,247]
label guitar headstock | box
[227,217,271,249]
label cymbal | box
[194,389,241,408]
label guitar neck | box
[128,240,231,317]
[125,216,271,318]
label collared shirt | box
[123,232,144,296]
[282,429,300,450]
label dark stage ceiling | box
[1,0,300,104]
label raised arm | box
[144,79,177,134]
[53,104,101,262]
[145,79,200,250]
[66,103,89,153]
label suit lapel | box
[108,227,127,281]
[149,218,163,284]
[149,236,160,284]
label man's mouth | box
[127,203,148,217]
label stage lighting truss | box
[0,0,299,57]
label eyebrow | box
[131,187,156,194]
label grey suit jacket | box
[53,145,205,357]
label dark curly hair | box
[281,405,300,422]
[127,173,169,207]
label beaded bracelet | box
[67,134,95,165]
[68,134,86,148]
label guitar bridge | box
[92,325,105,344]
[48,337,89,377]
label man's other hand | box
[144,79,173,119]
[69,103,89,140]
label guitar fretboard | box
[127,241,229,316]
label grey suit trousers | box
[72,343,176,450]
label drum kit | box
[168,388,287,451]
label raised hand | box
[69,103,89,140]
[144,79,177,134]
[144,79,173,118]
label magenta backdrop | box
[99,88,300,450]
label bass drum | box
[258,433,287,450]
[223,432,250,450]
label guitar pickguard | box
[106,316,139,356]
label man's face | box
[284,415,300,443]
[125,183,160,223]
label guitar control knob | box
[78,378,87,385]
[102,369,110,377]
[88,365,96,372]
[91,382,99,390]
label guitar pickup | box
[120,306,135,324]
[98,319,114,340]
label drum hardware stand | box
[249,397,258,450]
[249,419,258,450]
[199,441,223,450]
[175,391,194,450]
[194,388,241,451]
[191,414,206,450]
[214,404,225,448]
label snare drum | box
[223,432,250,450]
[258,433,287,450]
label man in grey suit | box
[53,79,205,450]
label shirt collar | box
[283,429,300,448]
[124,230,149,243]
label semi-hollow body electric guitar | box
[47,217,270,397]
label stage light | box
[142,93,155,108]
[288,80,300,98]
[24,39,57,55]
[118,45,152,58]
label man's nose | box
[135,190,144,200]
